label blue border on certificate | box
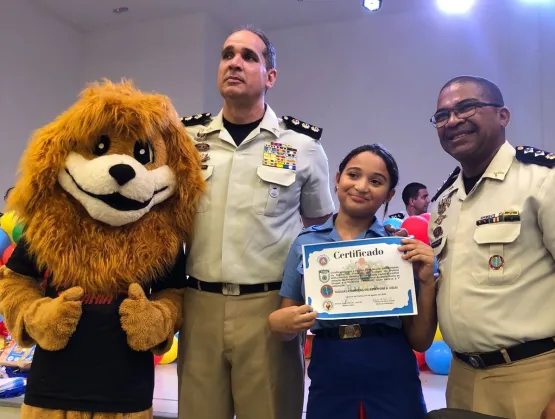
[302,236,416,319]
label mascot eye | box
[134,140,154,165]
[94,135,111,156]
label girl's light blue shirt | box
[279,214,419,332]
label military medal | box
[434,215,446,225]
[433,226,443,238]
[195,143,210,152]
[489,255,504,270]
[438,196,451,215]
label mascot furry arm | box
[0,79,204,416]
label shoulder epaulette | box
[515,146,555,169]
[181,112,212,127]
[431,166,461,203]
[282,115,322,140]
[388,213,405,220]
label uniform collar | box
[481,141,515,181]
[313,214,386,241]
[199,104,280,140]
[449,141,515,200]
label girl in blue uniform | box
[269,144,436,419]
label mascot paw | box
[24,286,84,351]
[120,284,172,352]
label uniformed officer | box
[428,75,555,419]
[177,26,335,419]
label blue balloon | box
[383,218,402,230]
[0,229,10,256]
[425,341,452,375]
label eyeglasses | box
[430,101,503,128]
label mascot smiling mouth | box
[58,151,176,227]
[64,168,168,212]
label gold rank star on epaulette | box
[282,115,323,141]
[515,146,555,168]
[181,112,212,127]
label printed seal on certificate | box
[301,236,417,320]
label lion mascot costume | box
[0,79,204,418]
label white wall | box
[84,13,229,118]
[267,3,553,214]
[202,16,231,114]
[0,0,84,203]
[3,2,555,216]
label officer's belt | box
[454,337,555,369]
[186,277,281,296]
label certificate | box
[302,237,417,320]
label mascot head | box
[7,79,204,294]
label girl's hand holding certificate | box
[398,238,435,288]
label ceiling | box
[29,0,425,32]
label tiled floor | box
[153,363,448,418]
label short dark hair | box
[402,182,427,206]
[230,25,276,71]
[338,144,399,219]
[440,75,504,106]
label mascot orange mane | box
[0,79,204,419]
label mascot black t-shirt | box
[6,238,185,413]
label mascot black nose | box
[109,164,136,186]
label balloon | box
[420,213,431,222]
[434,326,443,341]
[2,244,15,265]
[154,355,163,366]
[413,350,426,368]
[160,336,178,364]
[0,230,10,255]
[0,212,18,239]
[425,341,452,375]
[401,216,430,244]
[383,217,402,230]
[11,222,24,244]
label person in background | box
[402,182,430,217]
[429,75,555,419]
[177,26,335,419]
[269,144,437,419]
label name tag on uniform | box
[263,141,297,171]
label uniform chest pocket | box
[252,166,296,216]
[196,166,213,213]
[471,223,522,286]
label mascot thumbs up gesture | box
[0,79,204,419]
